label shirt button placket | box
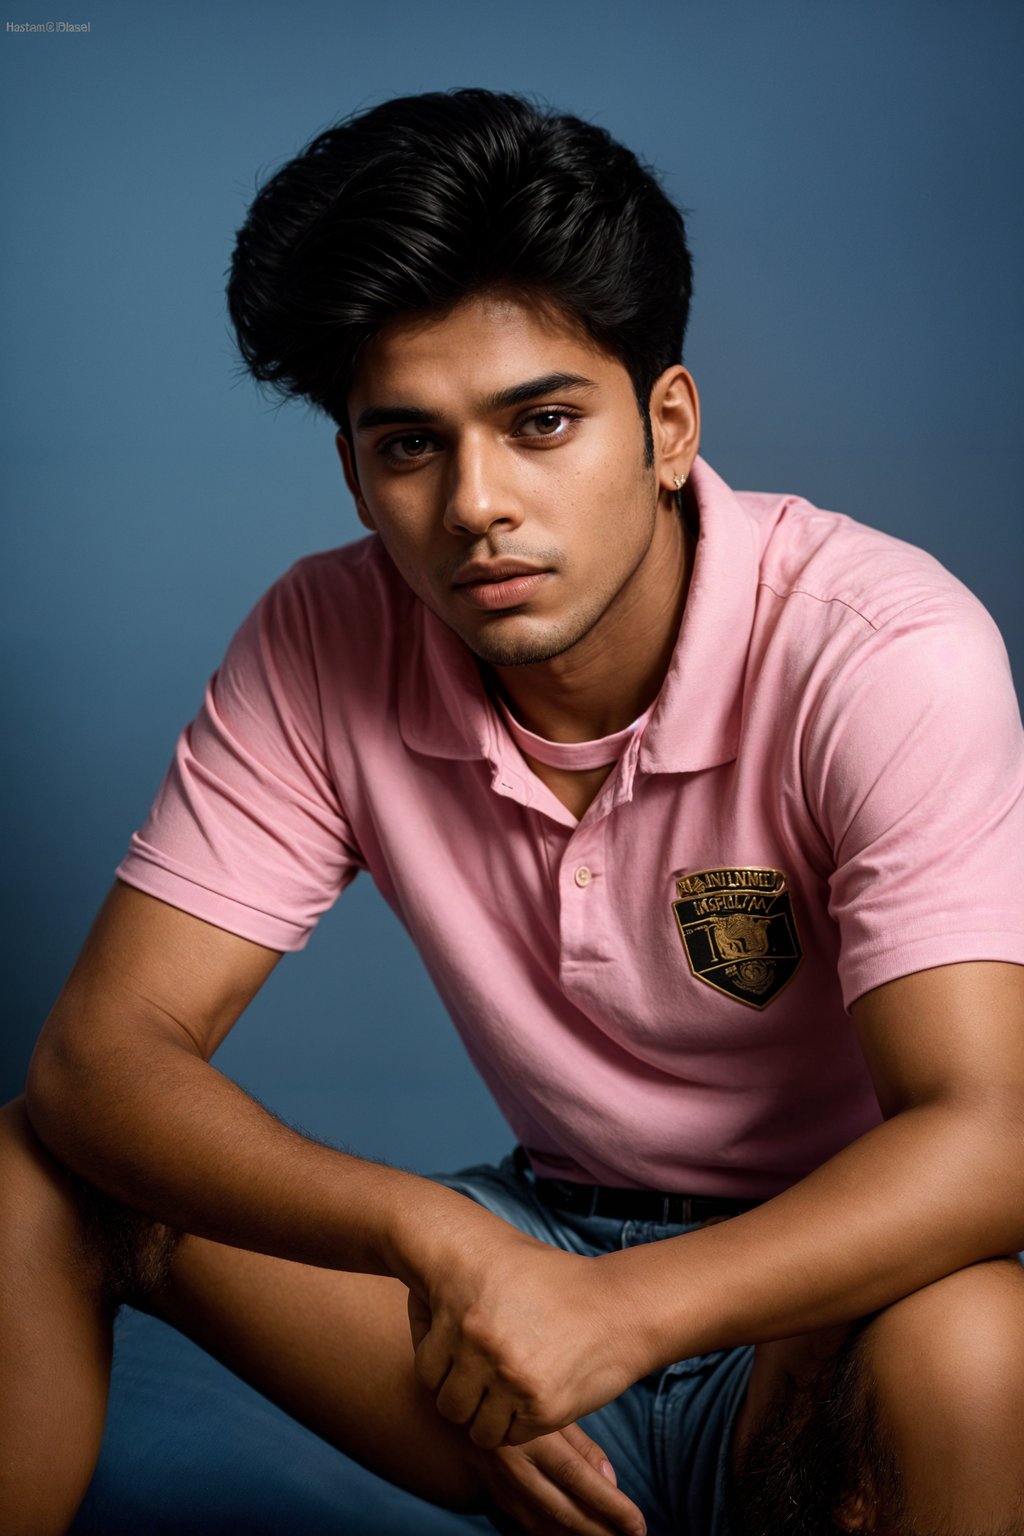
[559,824,609,990]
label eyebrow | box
[354,372,599,432]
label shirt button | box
[574,865,593,888]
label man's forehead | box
[347,291,621,414]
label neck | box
[491,511,693,743]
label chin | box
[464,620,589,669]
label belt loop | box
[587,1184,599,1218]
[678,1196,692,1224]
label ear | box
[335,430,376,532]
[830,1488,876,1531]
[648,365,700,502]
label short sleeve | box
[805,592,1024,1007]
[116,568,365,950]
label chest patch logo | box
[672,867,803,1009]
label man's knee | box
[864,1256,1024,1420]
[1,1093,181,1314]
[858,1258,1024,1531]
[729,1258,1024,1535]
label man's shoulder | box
[255,534,418,649]
[737,486,983,634]
[274,533,407,610]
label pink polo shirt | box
[117,458,1024,1197]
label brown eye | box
[380,432,437,463]
[518,409,580,439]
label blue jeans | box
[436,1154,755,1536]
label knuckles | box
[418,1286,581,1441]
[547,1453,585,1493]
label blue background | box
[3,0,1022,1169]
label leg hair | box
[67,1172,181,1314]
[728,1319,902,1535]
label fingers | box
[411,1317,454,1396]
[560,1421,617,1485]
[431,1365,516,1449]
[484,1430,647,1536]
[415,1325,527,1449]
[507,1477,641,1536]
[405,1287,432,1353]
[506,1409,560,1446]
[533,1431,645,1535]
[464,1392,516,1451]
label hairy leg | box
[139,1228,489,1509]
[0,1097,179,1536]
[729,1258,1024,1536]
[0,1095,484,1536]
[728,1318,881,1534]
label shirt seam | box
[756,580,954,635]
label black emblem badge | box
[672,867,802,1009]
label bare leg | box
[140,1232,488,1508]
[0,1095,485,1536]
[730,1257,1024,1535]
[0,1098,117,1535]
[861,1258,1024,1533]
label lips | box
[452,559,548,587]
[452,560,552,612]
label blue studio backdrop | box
[3,5,1023,1533]
[3,0,1023,1219]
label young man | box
[3,89,1024,1536]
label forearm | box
[25,1027,433,1278]
[612,1101,1024,1374]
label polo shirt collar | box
[397,455,759,776]
[638,456,759,774]
[397,598,491,762]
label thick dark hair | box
[227,89,693,456]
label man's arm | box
[21,880,649,1535]
[407,960,1024,1448]
[27,880,432,1274]
[25,880,555,1281]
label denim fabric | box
[437,1154,755,1536]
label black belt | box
[515,1147,763,1226]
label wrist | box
[596,1240,710,1377]
[371,1171,475,1283]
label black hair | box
[227,88,693,462]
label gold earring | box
[672,472,687,490]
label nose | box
[442,432,522,538]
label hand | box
[397,1191,650,1448]
[472,1421,647,1536]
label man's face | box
[338,291,689,670]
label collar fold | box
[638,456,759,775]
